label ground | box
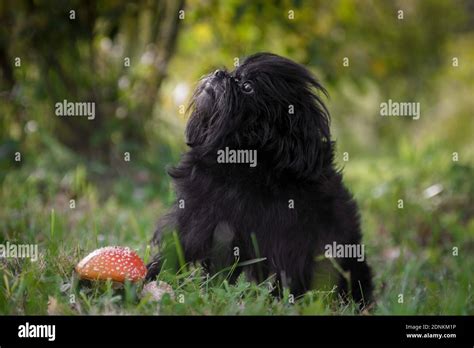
[0,141,473,315]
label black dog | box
[147,53,373,307]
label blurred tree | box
[0,0,473,171]
[0,0,185,160]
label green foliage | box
[1,0,473,315]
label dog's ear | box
[271,80,332,180]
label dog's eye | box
[241,81,254,94]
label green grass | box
[0,141,473,315]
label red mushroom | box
[75,246,146,283]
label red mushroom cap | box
[75,246,146,283]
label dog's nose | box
[213,69,225,78]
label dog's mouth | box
[198,74,227,101]
[201,80,217,98]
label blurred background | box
[0,0,473,314]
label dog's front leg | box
[145,207,178,281]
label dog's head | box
[186,52,332,180]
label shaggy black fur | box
[147,53,373,307]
